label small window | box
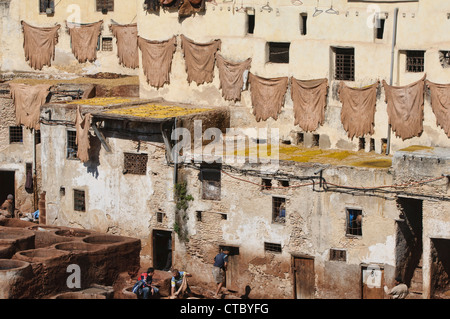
[334,47,355,81]
[279,180,289,188]
[439,51,450,68]
[264,242,282,253]
[297,132,304,146]
[272,197,286,224]
[101,37,113,51]
[96,0,114,13]
[330,249,347,262]
[262,178,272,190]
[375,18,385,40]
[300,13,307,35]
[219,245,240,256]
[9,126,23,144]
[406,50,425,73]
[40,0,55,14]
[196,211,202,222]
[346,208,362,236]
[124,153,148,175]
[369,138,375,152]
[312,134,320,147]
[67,130,78,159]
[268,42,290,64]
[156,211,164,223]
[359,137,366,151]
[200,164,221,201]
[73,189,86,212]
[35,130,41,144]
[381,138,387,154]
[247,13,255,34]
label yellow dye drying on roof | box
[69,97,134,106]
[399,145,434,152]
[231,144,392,168]
[105,104,214,118]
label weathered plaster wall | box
[0,0,138,76]
[137,0,450,154]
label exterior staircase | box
[408,258,423,299]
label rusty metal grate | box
[73,189,86,212]
[264,242,282,253]
[124,153,148,175]
[102,37,113,51]
[9,126,23,144]
[346,208,362,236]
[406,50,425,73]
[272,196,286,224]
[335,48,355,81]
[96,0,114,12]
[330,249,347,262]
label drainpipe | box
[173,117,178,188]
[386,8,399,155]
[33,129,37,211]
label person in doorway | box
[212,248,229,298]
[170,268,192,298]
[0,194,14,218]
[133,267,159,299]
[384,276,409,299]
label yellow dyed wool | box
[69,97,133,106]
[105,104,213,118]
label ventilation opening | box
[359,137,366,151]
[300,13,307,35]
[268,42,290,64]
[264,242,282,253]
[312,134,320,147]
[297,132,304,146]
[375,18,385,39]
[369,138,375,152]
[330,249,347,262]
[247,13,255,34]
[262,178,272,190]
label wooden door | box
[293,257,315,299]
[225,254,239,292]
[362,266,385,299]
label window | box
[346,208,362,236]
[200,164,221,201]
[312,134,320,147]
[297,132,304,146]
[264,242,282,253]
[39,0,55,14]
[359,137,366,151]
[268,42,290,64]
[272,197,286,224]
[123,153,148,175]
[73,189,86,212]
[156,211,164,223]
[439,51,450,68]
[369,138,375,152]
[381,138,387,154]
[279,180,289,188]
[300,13,307,35]
[96,0,114,13]
[375,18,385,40]
[406,50,425,73]
[330,249,347,262]
[67,130,78,159]
[101,37,113,51]
[334,47,355,81]
[35,130,41,144]
[9,126,23,144]
[262,178,272,190]
[247,13,255,34]
[196,211,202,222]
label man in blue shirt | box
[212,248,229,298]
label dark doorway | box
[152,230,172,271]
[219,245,240,292]
[430,238,450,299]
[0,170,15,209]
[395,197,423,291]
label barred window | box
[272,197,286,224]
[346,208,362,236]
[264,242,282,253]
[9,126,23,144]
[102,37,113,51]
[406,50,425,73]
[200,164,221,201]
[123,153,148,175]
[268,42,290,63]
[334,48,355,81]
[67,130,78,160]
[73,189,86,212]
[39,0,55,14]
[330,249,347,262]
[96,0,114,12]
